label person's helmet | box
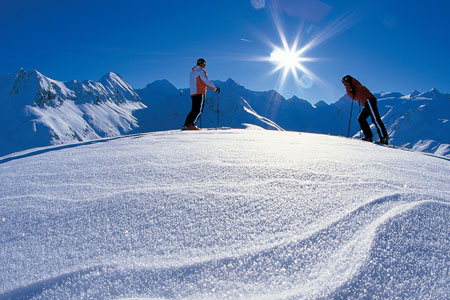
[197,58,206,65]
[341,75,352,84]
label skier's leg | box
[184,94,203,126]
[369,110,382,138]
[193,94,205,125]
[358,104,373,140]
[368,97,388,139]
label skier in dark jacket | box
[341,75,389,144]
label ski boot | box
[182,123,199,130]
[378,136,389,145]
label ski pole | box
[200,95,205,129]
[346,98,354,138]
[216,91,220,129]
[358,101,361,139]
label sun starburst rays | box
[245,4,365,95]
[264,41,316,89]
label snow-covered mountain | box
[373,89,450,156]
[1,129,449,299]
[134,78,282,132]
[0,69,145,156]
[1,69,449,158]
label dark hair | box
[197,58,206,65]
[341,74,352,83]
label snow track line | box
[0,266,104,300]
[345,136,450,162]
[0,135,139,165]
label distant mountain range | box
[1,69,449,157]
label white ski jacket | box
[189,65,216,96]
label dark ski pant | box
[184,94,205,126]
[358,97,388,140]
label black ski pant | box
[184,94,205,126]
[358,97,388,140]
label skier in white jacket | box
[184,58,220,130]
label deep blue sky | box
[1,0,449,103]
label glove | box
[215,87,221,93]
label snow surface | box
[1,129,449,299]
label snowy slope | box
[1,129,449,299]
[0,69,145,156]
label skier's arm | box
[198,71,216,91]
[345,82,356,99]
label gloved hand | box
[215,87,221,93]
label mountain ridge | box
[0,69,145,155]
[0,68,449,158]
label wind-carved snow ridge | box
[330,199,450,300]
[1,130,449,299]
[3,196,444,300]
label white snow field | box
[0,129,449,300]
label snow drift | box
[1,129,449,299]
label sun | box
[270,47,300,70]
[266,40,314,89]
[253,4,361,92]
[250,3,362,93]
[269,45,305,77]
